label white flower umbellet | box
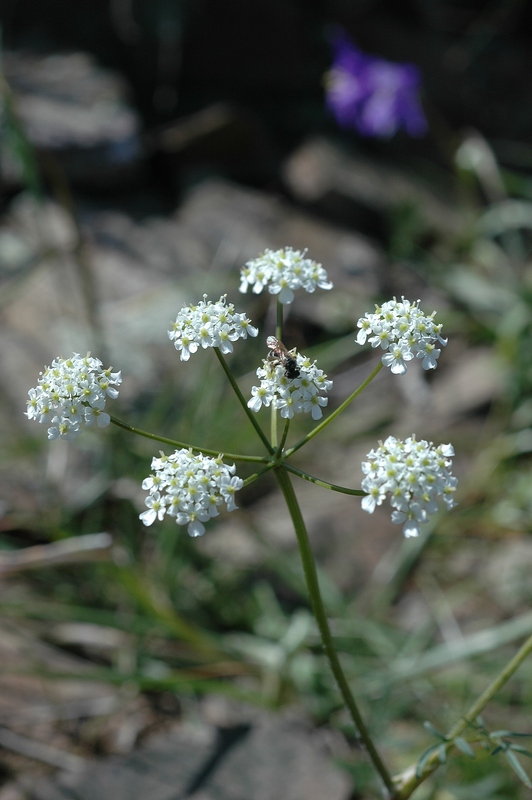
[248,351,332,420]
[139,449,244,537]
[168,294,258,361]
[356,297,447,374]
[25,353,122,441]
[360,436,457,538]
[239,247,333,305]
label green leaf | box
[423,721,447,741]
[504,749,532,788]
[454,737,475,758]
[438,744,447,764]
[416,744,442,778]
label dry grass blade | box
[0,726,86,772]
[0,534,113,576]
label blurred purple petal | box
[325,29,428,138]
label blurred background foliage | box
[2,1,532,798]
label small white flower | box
[356,318,373,345]
[25,353,121,441]
[361,485,386,513]
[248,383,275,412]
[356,297,447,374]
[381,342,414,375]
[140,492,167,526]
[240,248,333,305]
[84,407,111,428]
[417,341,441,370]
[220,476,243,512]
[217,324,236,354]
[47,416,80,441]
[277,393,303,419]
[169,295,257,361]
[248,346,332,420]
[361,436,457,537]
[139,449,243,537]
[302,394,329,420]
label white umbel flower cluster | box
[361,436,457,538]
[168,295,258,361]
[356,297,447,374]
[25,353,121,441]
[140,449,243,537]
[248,352,333,420]
[239,247,333,305]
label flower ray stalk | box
[276,418,291,457]
[270,402,279,449]
[109,415,268,463]
[213,347,274,454]
[242,463,276,487]
[283,463,366,495]
[276,297,284,341]
[274,466,395,797]
[272,297,284,447]
[285,361,383,458]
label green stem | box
[285,361,384,458]
[242,463,276,487]
[274,466,395,797]
[271,403,278,449]
[213,348,274,454]
[276,298,284,341]
[283,464,366,496]
[393,631,532,798]
[276,418,291,457]
[271,298,284,447]
[109,415,268,463]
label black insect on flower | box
[266,336,301,380]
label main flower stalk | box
[274,466,395,796]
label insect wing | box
[267,336,283,353]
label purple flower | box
[325,29,428,138]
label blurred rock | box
[0,782,26,800]
[283,138,465,238]
[29,715,351,800]
[2,51,144,190]
[427,346,505,425]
